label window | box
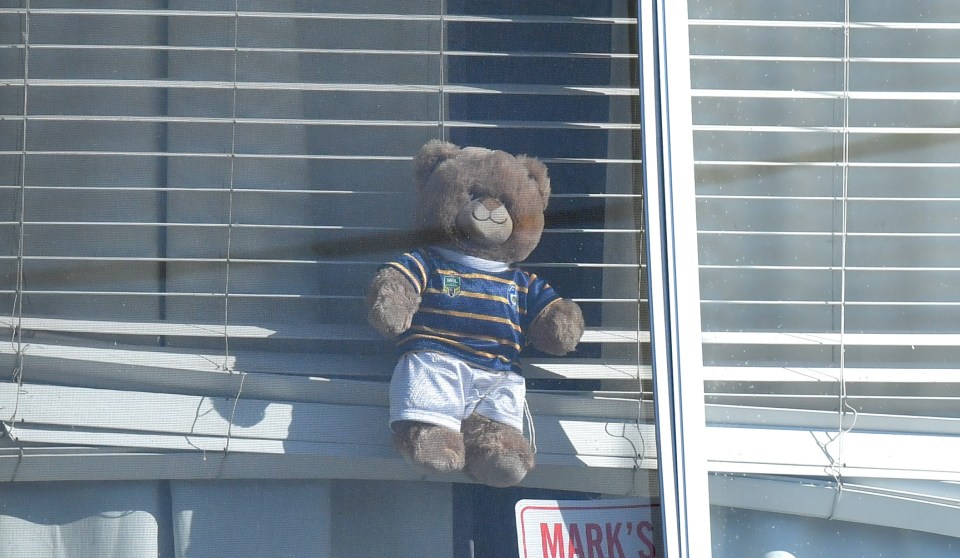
[682,1,960,555]
[0,2,679,556]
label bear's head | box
[412,140,551,264]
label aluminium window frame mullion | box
[637,0,711,556]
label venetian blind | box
[0,1,653,495]
[689,0,960,536]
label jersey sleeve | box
[382,250,430,295]
[522,272,562,330]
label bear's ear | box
[521,156,551,210]
[414,140,460,187]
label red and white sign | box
[515,498,659,558]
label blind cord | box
[828,0,860,520]
[437,0,446,141]
[630,6,647,488]
[8,0,30,431]
[221,2,241,373]
[5,0,30,482]
[634,192,647,482]
[215,1,242,478]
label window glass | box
[688,1,960,555]
[0,2,659,556]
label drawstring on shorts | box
[523,399,537,455]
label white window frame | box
[665,0,960,551]
[637,1,711,556]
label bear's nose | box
[457,198,514,247]
[471,199,510,225]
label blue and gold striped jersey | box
[384,248,562,372]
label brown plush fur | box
[462,413,536,488]
[528,299,585,356]
[413,140,550,263]
[367,267,421,338]
[392,420,465,474]
[369,140,585,487]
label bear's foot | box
[462,413,535,488]
[392,420,465,474]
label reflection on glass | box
[0,1,657,556]
[690,1,960,556]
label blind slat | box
[707,424,960,482]
[0,79,640,96]
[705,366,960,383]
[0,8,638,25]
[695,125,960,134]
[0,316,374,341]
[3,44,638,60]
[691,19,960,31]
[693,55,960,64]
[0,316,640,344]
[1,115,641,131]
[707,404,960,436]
[695,89,960,101]
[703,331,960,346]
[0,342,644,383]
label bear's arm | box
[527,299,585,356]
[367,266,422,339]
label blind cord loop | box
[217,371,247,480]
[635,266,646,474]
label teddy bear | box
[366,140,585,487]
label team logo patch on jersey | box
[442,276,462,297]
[509,284,519,309]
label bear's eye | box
[467,185,486,201]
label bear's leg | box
[392,420,466,474]
[462,413,535,488]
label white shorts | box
[389,351,526,432]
